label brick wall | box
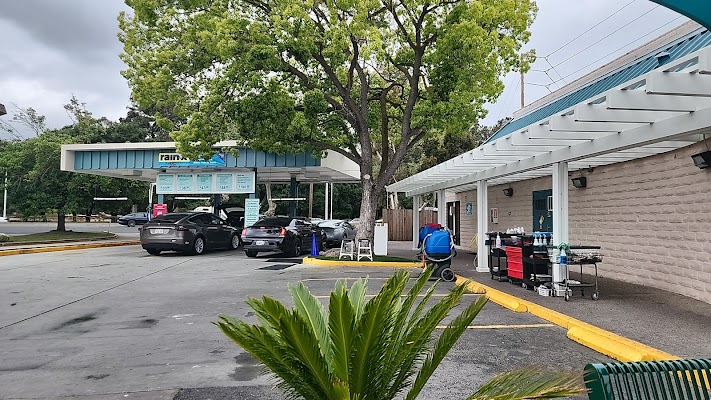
[449,142,711,304]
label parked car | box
[139,212,241,256]
[317,219,357,248]
[241,216,325,257]
[217,204,245,229]
[118,212,149,227]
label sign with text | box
[244,198,260,227]
[155,171,256,194]
[158,152,226,168]
[153,203,168,218]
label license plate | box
[151,229,166,234]
[255,240,267,246]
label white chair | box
[339,239,355,260]
[357,239,373,261]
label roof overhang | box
[61,141,360,184]
[388,46,711,196]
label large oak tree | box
[120,0,536,239]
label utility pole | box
[1,171,7,222]
[520,61,525,109]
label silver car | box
[139,212,241,256]
[317,219,357,248]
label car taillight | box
[176,225,189,231]
[241,228,247,236]
[280,228,287,236]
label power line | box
[549,5,661,70]
[544,0,637,58]
[551,15,685,85]
[494,74,517,122]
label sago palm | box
[216,267,585,399]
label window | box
[153,214,188,223]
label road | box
[0,222,141,236]
[0,246,609,399]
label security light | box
[571,177,587,188]
[691,150,711,169]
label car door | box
[293,219,310,248]
[191,214,218,247]
[210,214,231,246]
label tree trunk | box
[356,180,378,242]
[56,212,66,232]
[264,182,277,217]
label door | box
[446,201,461,245]
[532,190,553,232]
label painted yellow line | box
[302,257,423,268]
[314,293,479,299]
[455,276,677,362]
[435,323,555,329]
[0,241,141,256]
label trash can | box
[374,222,388,256]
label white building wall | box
[451,142,711,304]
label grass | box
[2,231,115,243]
[314,255,418,263]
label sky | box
[0,0,690,139]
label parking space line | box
[313,293,479,299]
[435,323,556,329]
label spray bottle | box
[495,233,501,249]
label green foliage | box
[216,269,586,399]
[120,0,538,231]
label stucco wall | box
[449,142,711,304]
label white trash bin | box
[373,223,388,256]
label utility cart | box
[485,232,516,281]
[563,246,603,301]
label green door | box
[532,190,552,232]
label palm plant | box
[216,268,585,399]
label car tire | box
[127,220,136,227]
[191,236,206,255]
[146,249,161,256]
[290,240,302,257]
[245,250,258,258]
[229,234,241,250]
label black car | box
[241,217,325,257]
[118,212,149,227]
[139,212,241,256]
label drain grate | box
[259,264,295,271]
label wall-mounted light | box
[691,150,711,169]
[571,177,587,188]
[503,187,514,197]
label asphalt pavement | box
[0,244,607,399]
[0,221,141,236]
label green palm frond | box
[467,366,586,399]
[289,281,332,366]
[348,277,368,320]
[329,281,355,384]
[406,294,488,400]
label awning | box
[387,45,711,196]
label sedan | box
[139,212,241,256]
[318,219,357,248]
[118,212,149,227]
[241,217,324,257]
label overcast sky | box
[0,0,690,138]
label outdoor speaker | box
[691,150,711,169]
[571,177,587,188]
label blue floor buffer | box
[421,227,456,282]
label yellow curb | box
[457,275,677,362]
[302,257,423,268]
[0,241,141,256]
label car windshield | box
[318,220,343,228]
[252,217,292,227]
[152,213,188,223]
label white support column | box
[324,182,329,219]
[476,181,489,273]
[330,183,334,219]
[552,162,569,246]
[412,195,421,250]
[437,189,447,228]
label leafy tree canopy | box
[120,0,536,237]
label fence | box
[382,209,438,241]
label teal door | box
[532,190,552,232]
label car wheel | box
[146,249,161,256]
[127,220,136,227]
[291,240,302,257]
[191,236,206,255]
[229,234,241,250]
[245,250,258,258]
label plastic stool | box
[339,239,355,260]
[357,239,373,261]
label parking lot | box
[0,245,610,399]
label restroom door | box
[447,201,461,245]
[532,190,553,232]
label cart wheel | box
[592,292,599,301]
[564,293,570,302]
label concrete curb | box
[0,235,118,247]
[0,241,141,256]
[455,276,678,362]
[302,256,423,268]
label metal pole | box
[324,182,329,219]
[330,182,334,219]
[2,171,7,221]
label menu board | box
[196,174,213,192]
[177,174,194,192]
[157,174,175,193]
[216,173,233,192]
[156,171,256,194]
